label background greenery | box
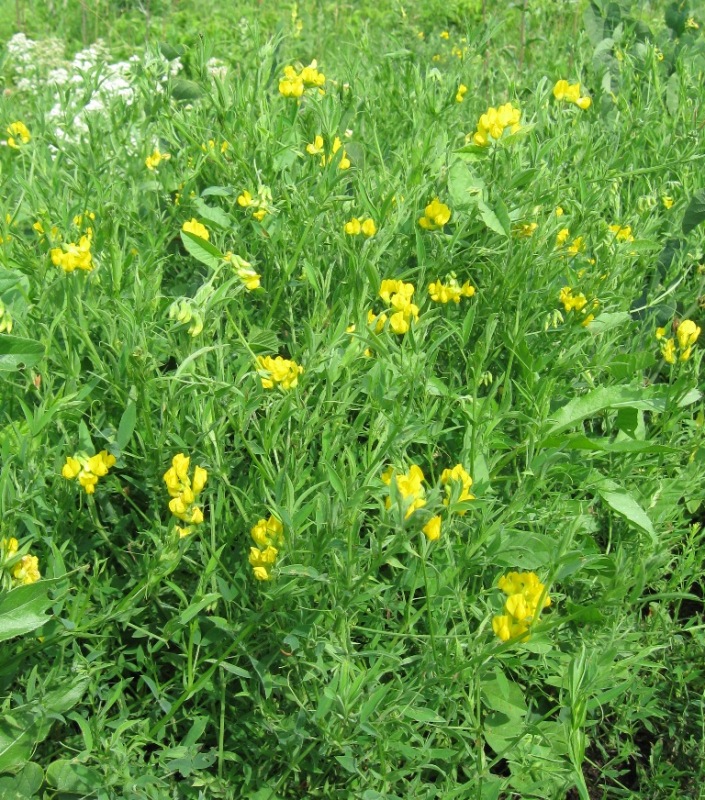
[1,0,705,798]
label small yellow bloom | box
[50,230,94,273]
[251,516,284,548]
[306,135,325,156]
[361,218,377,237]
[63,450,116,494]
[609,223,634,243]
[677,319,701,354]
[256,355,304,390]
[253,208,267,222]
[12,554,41,585]
[344,218,362,235]
[662,196,674,209]
[6,121,31,148]
[422,516,442,541]
[661,338,676,364]
[383,465,426,519]
[514,222,538,237]
[553,80,590,110]
[440,464,474,512]
[428,278,475,304]
[440,30,450,39]
[182,218,209,241]
[145,148,170,170]
[419,197,451,230]
[492,570,551,642]
[455,84,467,103]
[555,206,564,217]
[237,190,254,207]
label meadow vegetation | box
[1,1,705,798]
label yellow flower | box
[555,206,564,217]
[361,219,377,237]
[419,197,451,230]
[1,537,19,561]
[344,218,362,235]
[12,554,41,585]
[553,80,591,110]
[50,230,94,273]
[655,326,666,340]
[253,208,267,222]
[249,543,280,580]
[662,195,674,209]
[555,228,570,247]
[455,84,467,103]
[237,190,254,207]
[62,450,116,494]
[300,60,325,87]
[440,464,474,512]
[428,278,475,304]
[677,319,700,358]
[470,102,521,146]
[661,337,676,364]
[256,355,304,390]
[382,465,426,519]
[164,453,207,527]
[279,75,304,98]
[558,286,588,313]
[515,222,538,237]
[609,223,634,243]
[6,121,31,148]
[422,516,442,541]
[367,309,388,333]
[236,264,261,290]
[251,516,284,548]
[306,135,325,156]
[566,235,586,256]
[492,570,551,642]
[685,17,699,29]
[440,30,450,39]
[182,218,209,241]
[331,137,351,170]
[145,148,170,170]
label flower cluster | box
[50,229,94,272]
[256,355,304,390]
[237,187,274,221]
[306,135,351,170]
[182,218,209,240]
[418,197,451,231]
[455,83,467,103]
[168,298,203,337]
[376,279,419,334]
[514,222,538,238]
[559,287,597,326]
[344,217,377,237]
[492,571,551,642]
[609,223,634,243]
[62,450,116,494]
[279,60,325,97]
[657,320,701,364]
[553,80,591,110]
[2,537,41,587]
[382,465,426,519]
[470,102,521,146]
[249,516,284,581]
[429,277,475,304]
[225,253,261,291]
[145,147,170,170]
[440,464,474,512]
[556,228,585,255]
[6,121,31,148]
[163,453,208,537]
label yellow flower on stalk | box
[419,197,451,230]
[440,30,450,39]
[62,450,116,494]
[50,230,94,273]
[145,148,171,170]
[249,545,279,581]
[609,223,634,243]
[331,136,351,170]
[492,570,551,642]
[676,319,701,361]
[553,80,591,110]
[376,279,418,334]
[367,309,388,333]
[470,102,521,146]
[251,516,285,548]
[182,218,209,241]
[558,286,588,313]
[306,135,325,156]
[422,516,442,541]
[253,208,267,222]
[455,84,467,103]
[344,218,362,235]
[514,222,538,237]
[12,554,41,585]
[382,464,426,519]
[429,278,475,304]
[256,355,304,390]
[662,196,674,209]
[237,190,254,207]
[163,453,207,534]
[360,218,377,237]
[6,121,31,148]
[440,464,474,512]
[566,235,586,256]
[660,337,676,364]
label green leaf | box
[0,580,60,642]
[666,72,680,117]
[0,712,46,774]
[171,78,204,102]
[0,762,43,797]
[590,473,657,544]
[180,231,224,269]
[477,200,508,236]
[447,161,484,210]
[0,335,44,371]
[193,198,232,229]
[682,190,705,236]
[45,759,104,792]
[116,400,137,450]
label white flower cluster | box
[6,32,65,92]
[206,58,228,81]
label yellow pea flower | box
[182,218,209,241]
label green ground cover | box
[1,1,705,797]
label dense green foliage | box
[1,1,705,798]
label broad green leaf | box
[0,712,45,774]
[682,190,705,236]
[0,761,43,797]
[180,231,224,269]
[447,160,485,210]
[666,72,680,117]
[170,78,204,102]
[599,488,657,543]
[0,335,44,371]
[193,198,232,229]
[116,400,137,450]
[0,580,59,642]
[477,200,508,236]
[45,759,104,792]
